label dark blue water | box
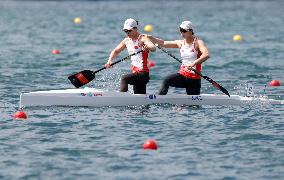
[1,1,284,179]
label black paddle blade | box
[212,81,230,97]
[68,70,95,88]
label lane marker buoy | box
[13,111,27,120]
[148,60,155,68]
[144,24,153,32]
[233,34,242,42]
[52,49,61,54]
[143,139,158,150]
[74,17,82,24]
[269,79,281,86]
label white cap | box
[179,21,193,31]
[123,18,138,30]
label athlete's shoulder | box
[197,38,206,46]
[174,40,183,47]
[122,37,130,44]
[175,39,183,43]
[195,37,208,51]
[195,37,204,42]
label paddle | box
[155,44,230,97]
[68,50,143,88]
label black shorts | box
[159,73,201,95]
[120,72,150,94]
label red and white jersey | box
[125,35,149,73]
[178,38,202,79]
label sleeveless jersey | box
[125,35,149,73]
[178,38,202,79]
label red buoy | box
[52,49,61,54]
[143,139,158,150]
[268,80,281,86]
[148,60,155,68]
[13,111,27,120]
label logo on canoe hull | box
[145,94,156,100]
[191,95,202,101]
[80,92,103,97]
[93,93,103,96]
[149,94,156,99]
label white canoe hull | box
[19,88,283,108]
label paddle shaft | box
[93,50,143,74]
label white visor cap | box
[179,21,193,31]
[123,18,138,30]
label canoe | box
[19,88,284,108]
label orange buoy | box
[143,139,158,150]
[52,49,61,54]
[13,111,27,120]
[268,80,281,86]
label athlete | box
[105,18,156,94]
[147,20,209,95]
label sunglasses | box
[179,28,191,33]
[124,29,133,33]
